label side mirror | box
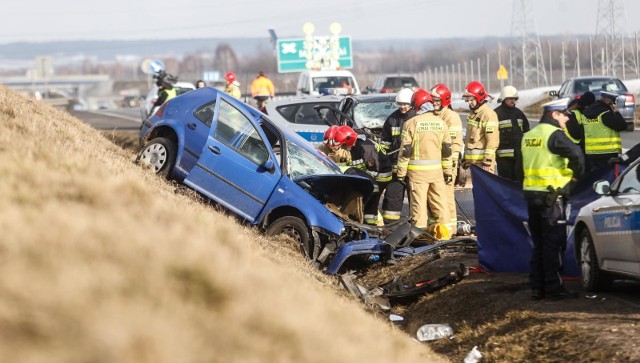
[593,180,611,195]
[260,158,275,173]
[548,90,558,97]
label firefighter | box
[319,125,351,167]
[333,125,391,226]
[462,81,499,173]
[575,91,626,172]
[565,91,595,146]
[396,89,452,235]
[380,88,415,224]
[430,83,463,235]
[520,99,584,300]
[224,72,242,99]
[494,85,530,183]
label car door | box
[592,164,640,274]
[184,96,281,223]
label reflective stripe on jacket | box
[581,111,622,155]
[521,123,573,192]
[464,102,499,163]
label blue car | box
[136,87,375,261]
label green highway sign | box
[276,36,353,73]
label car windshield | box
[353,101,397,129]
[286,139,340,179]
[575,78,628,94]
[312,77,354,92]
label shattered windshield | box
[353,101,397,129]
[286,140,340,179]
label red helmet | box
[323,125,339,145]
[463,81,488,103]
[411,88,433,110]
[429,83,452,108]
[335,125,358,148]
[225,72,237,83]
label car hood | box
[295,174,374,223]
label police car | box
[573,158,640,291]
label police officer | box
[380,88,415,224]
[578,91,626,172]
[149,79,176,117]
[520,99,584,300]
[462,81,500,173]
[565,91,596,146]
[335,125,391,226]
[430,83,463,235]
[494,85,530,182]
[396,89,452,235]
[319,125,351,167]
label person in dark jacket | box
[494,85,530,182]
[577,91,626,172]
[380,88,415,224]
[520,99,584,300]
[565,91,596,146]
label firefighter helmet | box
[411,88,433,110]
[498,85,519,102]
[429,83,452,108]
[395,88,414,104]
[323,125,339,145]
[225,72,237,83]
[463,81,488,103]
[335,125,358,147]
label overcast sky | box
[3,0,640,43]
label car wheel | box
[135,137,177,179]
[626,122,635,132]
[266,216,313,259]
[579,228,610,292]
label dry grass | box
[0,86,444,362]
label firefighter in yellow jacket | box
[318,125,351,168]
[430,83,463,235]
[396,89,453,233]
[462,81,499,173]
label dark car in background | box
[549,76,636,131]
[368,74,419,93]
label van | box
[296,70,361,96]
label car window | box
[193,101,216,127]
[312,77,352,92]
[353,101,398,129]
[286,140,340,179]
[384,77,418,89]
[175,87,195,96]
[616,163,640,194]
[215,100,269,165]
[558,81,570,97]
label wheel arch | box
[143,125,179,147]
[262,206,309,231]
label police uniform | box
[349,137,392,225]
[494,102,529,182]
[464,102,500,173]
[397,110,452,230]
[520,101,584,299]
[579,91,626,172]
[380,108,416,224]
[433,106,463,233]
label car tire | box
[266,216,313,259]
[626,122,635,132]
[578,228,611,292]
[135,137,177,179]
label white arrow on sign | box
[281,42,297,54]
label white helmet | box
[395,88,414,104]
[499,85,519,102]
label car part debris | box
[338,273,390,311]
[464,346,483,363]
[416,323,453,341]
[382,263,467,303]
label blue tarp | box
[470,164,622,276]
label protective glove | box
[444,174,453,184]
[397,176,407,188]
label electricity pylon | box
[595,0,637,77]
[510,0,548,88]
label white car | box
[296,70,361,96]
[264,95,342,145]
[140,81,196,121]
[573,158,640,291]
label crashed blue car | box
[136,87,383,263]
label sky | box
[3,0,640,44]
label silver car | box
[573,159,640,291]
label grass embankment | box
[0,86,444,362]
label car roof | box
[343,93,398,103]
[567,76,623,81]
